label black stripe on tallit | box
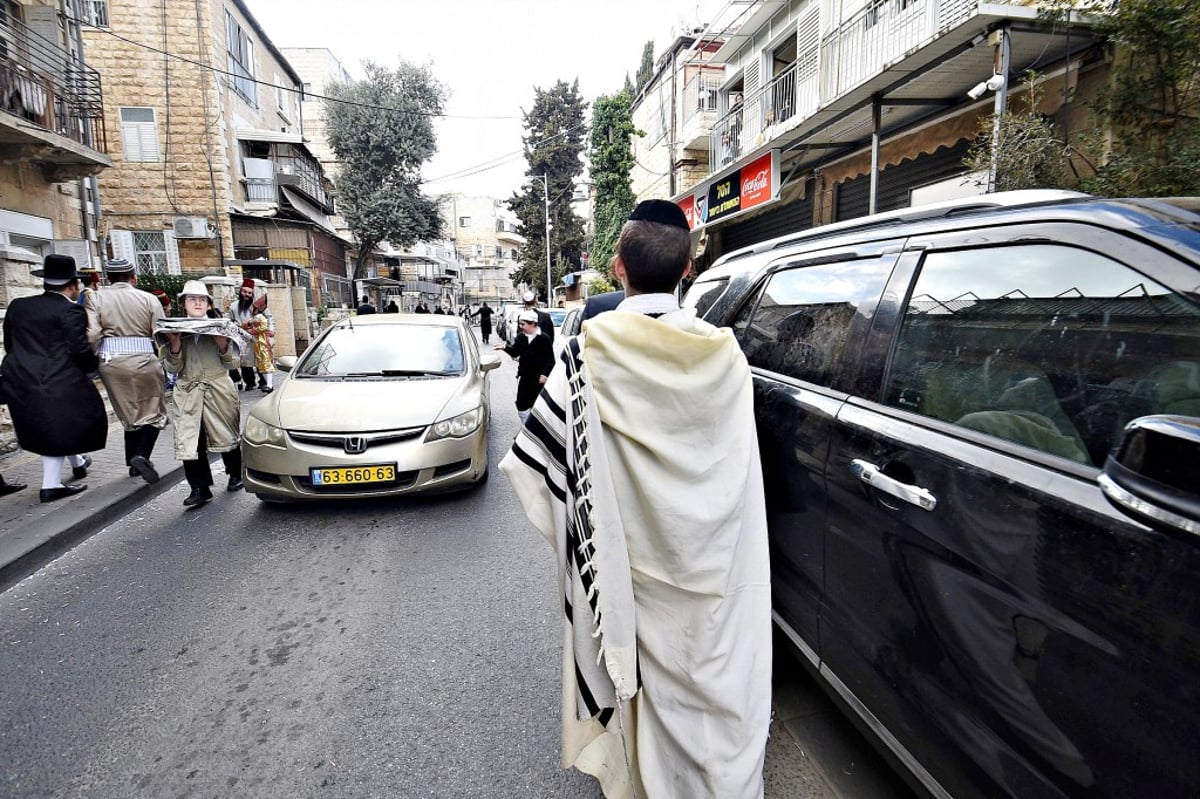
[524,413,566,466]
[510,441,567,504]
[539,388,566,423]
[598,707,614,727]
[575,661,603,718]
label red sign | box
[677,194,697,230]
[739,152,774,212]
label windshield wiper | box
[344,369,445,377]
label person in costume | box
[2,254,105,502]
[499,200,771,799]
[494,308,554,424]
[158,281,246,507]
[227,278,261,390]
[243,291,276,393]
[85,257,168,483]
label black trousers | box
[182,422,242,490]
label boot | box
[138,426,161,460]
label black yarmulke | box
[628,199,689,231]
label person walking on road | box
[356,295,377,315]
[500,200,772,799]
[521,290,555,343]
[473,301,494,343]
[158,281,247,508]
[494,309,554,424]
[1,254,106,503]
[227,278,261,390]
[85,257,168,484]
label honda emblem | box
[344,436,367,454]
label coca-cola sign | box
[696,150,779,226]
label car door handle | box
[850,459,938,511]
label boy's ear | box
[612,255,627,285]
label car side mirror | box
[275,355,298,373]
[1099,415,1200,536]
[480,353,501,372]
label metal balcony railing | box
[245,176,275,202]
[710,62,815,169]
[0,14,107,152]
[682,70,722,125]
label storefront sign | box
[676,150,780,230]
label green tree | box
[964,76,1072,191]
[1040,0,1200,195]
[509,80,588,300]
[587,90,639,279]
[324,61,446,280]
[634,41,655,95]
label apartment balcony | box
[0,15,110,180]
[702,1,1088,180]
[495,221,525,245]
[679,70,723,150]
[240,135,335,215]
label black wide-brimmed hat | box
[31,254,81,284]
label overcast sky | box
[244,0,723,198]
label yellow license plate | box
[310,464,396,486]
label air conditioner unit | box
[172,217,211,239]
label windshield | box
[296,323,465,377]
[548,309,567,325]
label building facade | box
[635,0,1098,265]
[448,194,524,306]
[81,0,345,337]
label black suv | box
[683,191,1200,798]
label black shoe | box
[182,488,213,507]
[40,484,87,503]
[227,475,244,492]
[71,455,92,480]
[129,466,139,477]
[0,480,26,497]
[260,386,273,394]
[129,455,160,485]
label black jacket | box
[582,290,625,321]
[2,292,106,455]
[504,331,555,411]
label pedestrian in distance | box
[227,278,261,390]
[521,289,555,343]
[473,301,494,343]
[500,200,772,798]
[414,300,430,314]
[158,281,247,508]
[356,295,377,315]
[243,291,276,393]
[85,257,168,484]
[384,300,399,313]
[1,254,106,503]
[433,304,446,315]
[494,309,554,424]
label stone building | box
[0,0,111,315]
[446,195,524,306]
[81,0,346,349]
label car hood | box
[268,376,470,432]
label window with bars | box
[226,10,256,106]
[133,231,171,274]
[81,0,108,27]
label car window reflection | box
[296,324,465,377]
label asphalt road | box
[0,341,910,799]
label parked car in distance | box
[560,307,582,338]
[242,314,499,501]
[684,191,1200,799]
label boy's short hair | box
[616,220,691,294]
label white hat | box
[517,309,539,324]
[178,280,212,302]
[522,290,536,303]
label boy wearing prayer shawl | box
[501,200,772,799]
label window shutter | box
[109,229,134,262]
[163,230,181,274]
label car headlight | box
[427,406,484,441]
[244,414,286,447]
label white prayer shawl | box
[500,305,772,799]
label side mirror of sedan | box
[480,353,502,372]
[1099,414,1200,536]
[275,355,298,373]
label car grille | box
[295,469,420,493]
[287,427,425,453]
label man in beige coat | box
[85,258,168,483]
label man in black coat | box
[494,309,555,423]
[356,296,376,315]
[2,254,107,502]
[473,302,494,343]
[521,290,555,343]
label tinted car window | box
[885,243,1200,465]
[682,277,728,319]
[297,324,465,377]
[732,258,894,389]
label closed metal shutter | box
[835,140,972,221]
[720,191,815,253]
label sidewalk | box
[0,388,264,587]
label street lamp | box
[526,172,552,304]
